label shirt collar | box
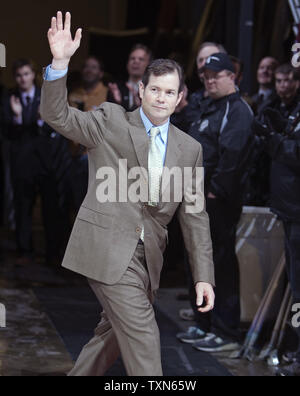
[258,88,273,99]
[139,107,169,144]
[20,86,35,104]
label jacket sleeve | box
[40,74,111,148]
[209,105,254,201]
[266,132,300,169]
[177,145,215,287]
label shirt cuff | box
[44,65,68,81]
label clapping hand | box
[10,95,22,117]
[108,83,122,105]
[126,83,141,108]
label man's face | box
[127,49,150,81]
[275,72,299,101]
[82,58,103,85]
[203,69,235,99]
[196,46,220,82]
[257,57,277,86]
[139,72,183,125]
[15,66,35,92]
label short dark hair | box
[142,59,185,93]
[12,59,35,76]
[276,63,300,81]
[129,44,153,61]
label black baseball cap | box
[200,53,235,74]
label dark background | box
[0,0,295,94]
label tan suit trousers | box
[68,244,163,376]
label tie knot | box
[150,127,160,139]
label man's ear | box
[139,81,145,100]
[176,91,184,107]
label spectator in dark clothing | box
[170,43,227,286]
[251,57,279,116]
[177,53,254,353]
[2,59,71,266]
[245,63,300,206]
[0,77,16,232]
[0,77,6,226]
[252,69,300,376]
[107,44,152,111]
[171,42,227,131]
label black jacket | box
[189,92,254,206]
[1,86,72,209]
[171,89,206,132]
[244,94,300,207]
[1,86,51,141]
[267,102,300,222]
[251,90,278,117]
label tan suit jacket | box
[40,75,215,291]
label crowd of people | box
[0,39,299,376]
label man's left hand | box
[195,282,215,313]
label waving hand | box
[48,11,82,70]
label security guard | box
[178,53,254,353]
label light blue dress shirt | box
[139,108,169,165]
[45,65,170,164]
[44,65,68,81]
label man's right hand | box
[48,11,82,70]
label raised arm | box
[40,12,108,148]
[48,11,82,71]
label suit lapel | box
[161,124,182,198]
[128,108,149,172]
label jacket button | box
[136,227,141,234]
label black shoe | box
[277,362,300,377]
[176,326,206,344]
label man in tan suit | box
[41,12,215,376]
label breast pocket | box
[76,206,113,229]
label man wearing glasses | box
[182,53,254,353]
